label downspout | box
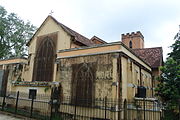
[140,67,142,86]
[152,74,154,97]
[118,53,122,120]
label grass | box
[1,106,50,120]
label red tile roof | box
[133,47,163,68]
[51,16,95,46]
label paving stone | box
[0,113,22,120]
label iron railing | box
[0,91,178,120]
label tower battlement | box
[121,31,144,49]
[122,31,144,40]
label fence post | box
[136,100,139,120]
[160,109,162,120]
[153,101,155,120]
[30,95,34,118]
[56,98,61,117]
[124,99,127,120]
[118,98,121,120]
[15,91,19,114]
[104,97,107,120]
[50,97,53,120]
[50,89,54,120]
[179,103,180,120]
[2,92,6,111]
[143,98,146,120]
[74,96,77,120]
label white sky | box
[1,0,180,59]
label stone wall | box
[58,53,115,99]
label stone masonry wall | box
[58,53,115,99]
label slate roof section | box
[133,47,163,68]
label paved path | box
[0,113,23,120]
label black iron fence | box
[0,91,51,119]
[0,91,179,120]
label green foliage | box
[155,28,180,119]
[170,32,180,62]
[0,6,36,59]
[44,87,50,93]
[163,110,179,120]
[156,58,180,104]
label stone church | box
[0,15,163,103]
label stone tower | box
[121,31,144,49]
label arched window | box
[129,41,132,48]
[33,37,55,82]
[71,63,95,106]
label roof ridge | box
[91,36,107,43]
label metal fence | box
[0,91,51,119]
[0,91,175,120]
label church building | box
[0,15,163,103]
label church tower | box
[121,31,144,49]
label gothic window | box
[129,41,132,48]
[33,37,55,82]
[71,63,95,106]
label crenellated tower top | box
[121,31,144,49]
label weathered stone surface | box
[58,53,115,99]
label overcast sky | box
[1,0,180,59]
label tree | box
[170,31,180,63]
[156,58,180,104]
[0,6,36,59]
[156,27,180,119]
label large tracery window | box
[71,63,96,106]
[33,37,55,82]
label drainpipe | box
[117,53,122,120]
[140,67,142,86]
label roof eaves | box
[0,57,27,62]
[120,42,152,68]
[50,16,92,46]
[26,16,51,46]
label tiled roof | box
[90,36,107,44]
[27,16,94,46]
[51,16,95,46]
[133,47,163,68]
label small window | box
[129,41,132,48]
[29,89,37,99]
